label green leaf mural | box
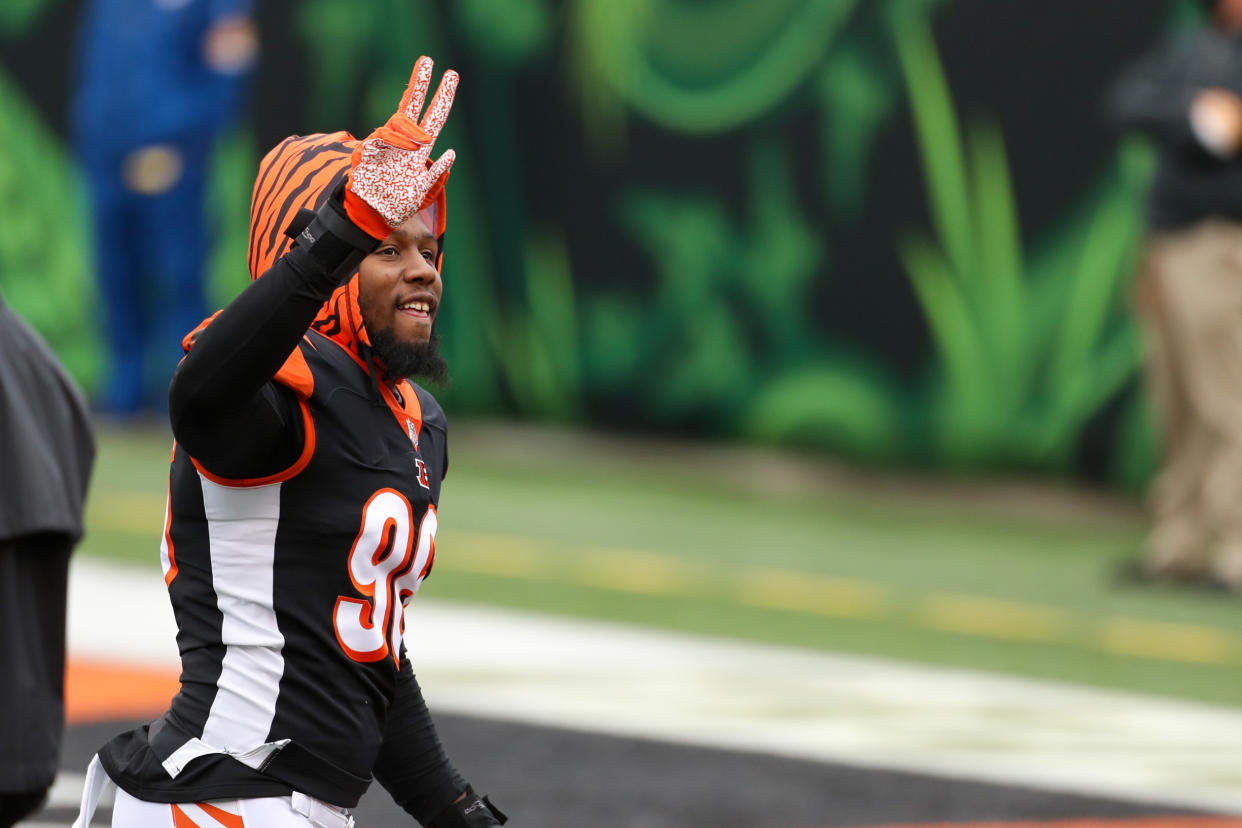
[605,136,904,455]
[570,0,858,133]
[486,233,581,421]
[0,65,101,391]
[744,363,903,460]
[205,128,257,311]
[0,0,54,36]
[816,45,897,218]
[0,0,1172,486]
[455,0,552,65]
[297,0,379,130]
[893,12,1153,471]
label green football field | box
[83,421,1242,708]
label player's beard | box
[368,327,450,386]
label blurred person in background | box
[1110,0,1242,590]
[0,290,95,827]
[71,0,257,417]
[73,57,506,828]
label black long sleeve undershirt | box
[375,658,468,824]
[168,220,358,478]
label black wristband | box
[429,785,508,828]
[283,182,380,281]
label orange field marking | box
[853,819,1242,828]
[65,658,179,723]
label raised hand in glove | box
[345,55,458,241]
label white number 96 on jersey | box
[333,489,437,664]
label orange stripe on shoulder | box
[181,310,223,353]
[273,343,315,398]
[192,397,317,488]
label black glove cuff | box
[429,785,508,828]
[283,182,380,281]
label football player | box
[73,57,505,828]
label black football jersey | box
[98,329,448,807]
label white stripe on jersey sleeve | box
[198,476,287,752]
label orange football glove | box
[345,56,457,241]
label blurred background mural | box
[0,0,1194,488]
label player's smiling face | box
[357,211,442,345]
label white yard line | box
[68,557,1242,814]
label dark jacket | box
[0,292,95,543]
[1109,26,1242,228]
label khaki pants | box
[1137,219,1242,588]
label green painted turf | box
[82,421,1242,707]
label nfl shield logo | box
[406,419,419,450]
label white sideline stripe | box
[67,557,1242,815]
[50,773,107,807]
[198,477,287,753]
